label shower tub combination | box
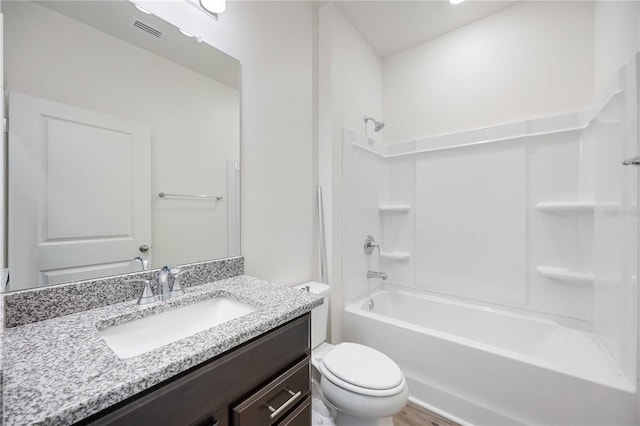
[343,286,637,426]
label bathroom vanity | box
[80,315,311,426]
[1,271,322,426]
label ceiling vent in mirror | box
[132,20,164,39]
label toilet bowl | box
[295,282,409,426]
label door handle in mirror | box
[139,244,150,253]
[622,156,640,166]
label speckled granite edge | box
[2,257,244,328]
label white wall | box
[4,1,239,269]
[229,2,316,284]
[382,1,595,143]
[594,1,640,95]
[318,3,383,342]
[327,5,384,143]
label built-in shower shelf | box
[378,204,411,213]
[537,266,594,286]
[380,251,410,261]
[536,202,596,215]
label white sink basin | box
[99,297,256,358]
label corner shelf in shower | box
[536,202,596,215]
[537,266,594,286]
[379,251,411,261]
[378,204,411,213]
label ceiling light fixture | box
[134,4,153,14]
[449,0,465,4]
[200,0,225,14]
[179,28,195,38]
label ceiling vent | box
[132,20,163,39]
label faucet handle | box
[127,279,158,305]
[169,268,186,298]
[364,235,380,255]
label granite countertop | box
[2,275,323,426]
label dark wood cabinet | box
[232,357,310,425]
[278,396,311,426]
[78,314,311,426]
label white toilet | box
[295,282,409,426]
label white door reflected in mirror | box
[9,92,152,287]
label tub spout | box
[367,270,387,280]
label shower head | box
[364,116,385,132]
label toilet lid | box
[320,342,403,390]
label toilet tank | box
[294,282,330,349]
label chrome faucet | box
[367,270,388,280]
[134,256,150,271]
[129,265,185,305]
[157,265,185,301]
[157,266,173,301]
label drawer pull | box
[623,156,640,166]
[265,388,302,419]
[194,415,218,426]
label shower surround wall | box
[342,125,591,320]
[341,54,639,424]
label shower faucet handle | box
[364,235,380,255]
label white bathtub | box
[343,286,638,425]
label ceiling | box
[333,1,519,57]
[37,1,240,89]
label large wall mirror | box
[3,0,241,291]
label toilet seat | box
[319,342,406,397]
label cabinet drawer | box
[232,357,310,425]
[277,396,310,426]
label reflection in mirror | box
[3,0,241,291]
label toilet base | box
[312,396,336,425]
[312,377,393,426]
[336,412,394,426]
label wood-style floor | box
[393,402,461,426]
